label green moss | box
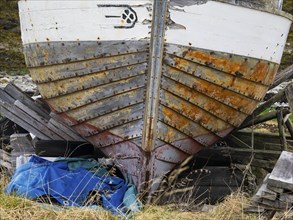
[0,0,27,75]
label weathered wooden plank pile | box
[0,84,84,142]
[0,83,85,173]
[246,151,293,213]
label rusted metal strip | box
[142,0,168,152]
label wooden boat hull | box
[18,0,292,196]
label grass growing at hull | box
[2,173,291,220]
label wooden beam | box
[239,108,290,129]
[277,110,287,150]
[285,119,293,139]
[285,82,293,113]
[0,101,51,140]
[270,65,293,89]
[4,84,50,120]
[0,83,84,141]
[241,82,293,127]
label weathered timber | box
[285,82,293,113]
[279,193,293,203]
[240,81,293,127]
[285,119,293,139]
[239,108,290,129]
[277,110,288,150]
[0,101,51,140]
[270,65,293,89]
[0,83,84,141]
[4,84,50,120]
[268,151,293,191]
[10,133,35,170]
[49,113,85,141]
[254,174,277,201]
[226,131,293,151]
[0,148,12,171]
[195,146,280,170]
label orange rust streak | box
[162,106,189,128]
[251,62,270,82]
[173,83,246,124]
[186,50,247,74]
[173,74,257,114]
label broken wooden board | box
[254,174,277,201]
[268,151,293,191]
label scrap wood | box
[0,83,84,141]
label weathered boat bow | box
[18,0,292,198]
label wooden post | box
[285,119,293,139]
[285,82,293,113]
[277,110,287,150]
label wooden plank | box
[257,198,288,210]
[277,110,288,150]
[46,121,77,141]
[285,83,293,113]
[10,133,35,170]
[0,149,11,163]
[4,84,50,120]
[0,102,51,140]
[226,131,293,151]
[271,64,293,89]
[267,185,284,194]
[268,151,293,191]
[239,108,290,129]
[285,119,293,139]
[0,89,15,104]
[49,114,84,141]
[255,174,277,201]
[279,193,293,203]
[13,100,64,140]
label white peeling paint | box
[18,0,152,43]
[166,1,291,63]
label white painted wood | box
[18,0,152,43]
[166,1,291,63]
[18,1,291,63]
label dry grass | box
[0,174,258,220]
[1,173,292,220]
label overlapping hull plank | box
[18,0,292,195]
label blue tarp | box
[5,156,141,214]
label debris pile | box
[246,151,293,213]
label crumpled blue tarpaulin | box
[5,156,141,214]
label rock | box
[0,74,37,93]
